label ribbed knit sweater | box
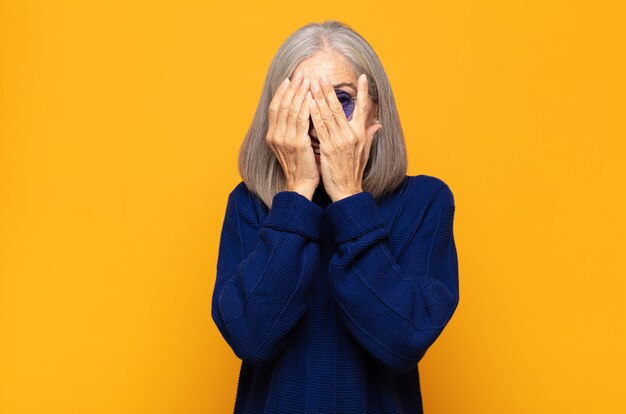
[212,174,459,413]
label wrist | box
[285,181,318,201]
[330,186,363,202]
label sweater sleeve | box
[211,185,324,366]
[325,182,459,376]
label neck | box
[313,182,331,207]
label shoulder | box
[227,181,252,203]
[225,180,265,221]
[228,180,266,205]
[407,174,455,207]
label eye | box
[335,89,352,105]
[335,89,355,119]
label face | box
[290,50,379,175]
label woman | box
[212,20,459,414]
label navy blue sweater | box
[212,174,459,413]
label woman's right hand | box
[266,70,319,200]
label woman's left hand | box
[309,73,383,202]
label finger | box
[309,94,330,144]
[353,73,369,129]
[362,121,383,170]
[366,122,383,151]
[275,71,304,145]
[319,75,350,131]
[296,90,312,138]
[266,76,291,144]
[311,79,341,145]
[286,76,310,141]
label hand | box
[308,73,383,202]
[266,70,319,200]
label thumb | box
[366,122,383,141]
[363,123,382,164]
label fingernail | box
[312,81,319,92]
[295,70,302,79]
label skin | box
[265,49,382,202]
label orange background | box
[1,1,625,413]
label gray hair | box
[238,20,408,209]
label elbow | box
[373,335,442,376]
[358,329,430,376]
[370,345,427,376]
[211,308,280,367]
[231,333,282,367]
[376,358,421,377]
[375,304,460,376]
[234,348,276,367]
